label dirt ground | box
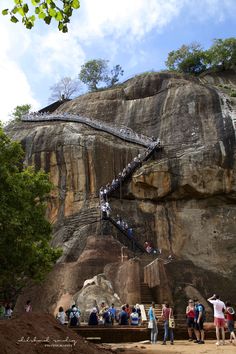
[108,340,236,354]
[0,313,112,354]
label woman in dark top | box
[88,308,98,325]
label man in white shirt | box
[207,294,226,346]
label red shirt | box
[226,308,234,321]
[162,307,172,320]
[186,308,195,318]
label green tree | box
[206,38,236,70]
[165,43,206,74]
[1,0,80,32]
[0,126,61,301]
[79,59,124,92]
[79,59,109,92]
[49,77,80,102]
[11,104,31,122]
[107,65,124,87]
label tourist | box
[105,201,111,217]
[56,306,66,325]
[99,301,106,324]
[108,303,117,325]
[207,294,226,346]
[161,303,174,345]
[69,305,80,327]
[194,299,205,344]
[125,304,131,320]
[225,301,236,345]
[4,303,13,319]
[135,304,141,321]
[119,305,128,325]
[103,307,112,326]
[88,308,99,325]
[148,302,158,344]
[130,307,139,326]
[186,299,195,341]
[24,300,32,312]
[101,203,107,219]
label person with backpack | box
[193,299,205,344]
[225,301,236,345]
[130,307,139,326]
[207,294,226,346]
[69,305,80,327]
[103,308,112,326]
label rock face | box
[7,70,236,314]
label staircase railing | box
[21,112,156,147]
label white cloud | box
[0,21,39,123]
[74,0,185,40]
[34,31,86,77]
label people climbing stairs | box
[99,138,162,254]
[21,112,156,147]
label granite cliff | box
[6,70,236,315]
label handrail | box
[105,216,146,253]
[21,112,155,147]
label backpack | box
[197,304,206,321]
[70,311,78,326]
[201,304,206,321]
[103,310,112,324]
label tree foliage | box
[0,126,61,301]
[165,38,236,75]
[107,65,124,87]
[206,38,236,70]
[1,0,80,32]
[165,43,206,74]
[79,59,124,92]
[11,104,31,122]
[49,77,80,102]
[79,59,109,92]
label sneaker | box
[194,340,199,343]
[198,341,205,344]
[188,338,193,341]
[170,342,174,345]
[162,342,166,345]
[216,342,220,346]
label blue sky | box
[0,0,236,123]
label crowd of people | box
[99,138,161,254]
[148,295,236,346]
[99,138,160,221]
[55,302,142,327]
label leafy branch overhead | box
[1,0,80,32]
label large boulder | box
[6,70,236,313]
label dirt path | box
[108,340,236,354]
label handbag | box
[148,320,153,329]
[169,317,175,328]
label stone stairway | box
[140,282,154,303]
[142,303,163,324]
